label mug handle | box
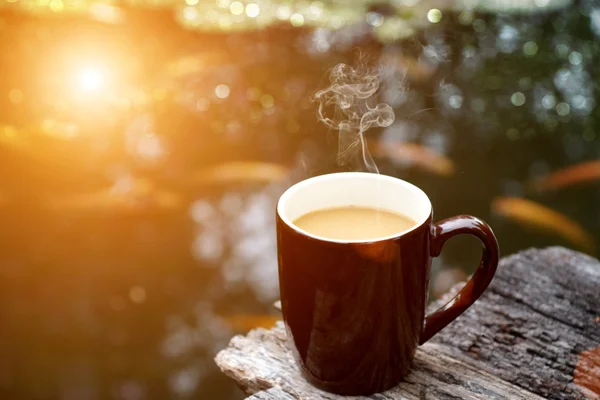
[419,215,499,345]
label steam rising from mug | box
[314,63,395,173]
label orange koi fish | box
[491,197,595,253]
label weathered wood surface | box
[247,387,297,400]
[215,247,600,399]
[218,323,547,399]
[428,247,600,400]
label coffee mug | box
[276,172,499,395]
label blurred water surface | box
[0,1,598,399]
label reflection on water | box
[190,185,282,300]
[0,0,599,398]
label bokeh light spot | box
[183,6,198,21]
[555,43,570,58]
[572,95,586,109]
[459,11,473,25]
[290,13,305,27]
[129,286,147,304]
[449,95,463,109]
[523,41,538,56]
[229,1,243,15]
[215,84,230,99]
[310,1,324,16]
[276,5,291,20]
[317,40,329,52]
[135,134,164,162]
[260,94,274,108]
[569,51,583,65]
[366,12,384,27]
[427,9,442,23]
[556,102,570,116]
[245,3,260,18]
[542,94,556,109]
[511,92,526,106]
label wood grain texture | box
[428,247,600,400]
[216,322,544,399]
[215,247,600,399]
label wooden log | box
[428,247,600,400]
[215,247,600,399]
[217,322,546,399]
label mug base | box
[294,358,409,396]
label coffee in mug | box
[276,172,499,395]
[293,206,417,241]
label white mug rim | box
[276,172,433,244]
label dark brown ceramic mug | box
[276,172,499,395]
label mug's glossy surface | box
[277,214,431,394]
[276,173,498,395]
